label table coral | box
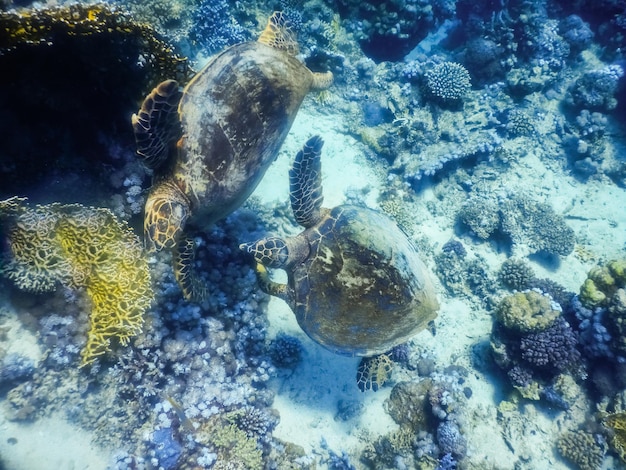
[0,198,153,365]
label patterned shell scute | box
[291,205,439,357]
[175,41,314,227]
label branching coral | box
[557,429,606,470]
[0,198,153,365]
[425,62,472,105]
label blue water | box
[0,1,625,469]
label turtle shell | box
[174,41,315,227]
[289,205,439,356]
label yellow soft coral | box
[0,198,153,365]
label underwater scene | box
[1,0,626,469]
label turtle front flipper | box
[144,180,190,251]
[356,354,394,392]
[132,79,182,170]
[289,135,325,228]
[253,262,292,302]
[239,239,298,306]
[174,236,208,302]
[258,11,299,56]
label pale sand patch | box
[0,414,110,470]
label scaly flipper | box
[173,236,208,302]
[258,11,299,56]
[289,135,324,228]
[132,79,182,170]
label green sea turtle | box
[131,12,333,300]
[240,136,439,390]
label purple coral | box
[519,317,581,371]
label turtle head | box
[144,180,190,252]
[239,236,291,269]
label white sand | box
[260,101,626,469]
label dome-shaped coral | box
[494,290,561,333]
[425,62,471,105]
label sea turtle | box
[131,12,333,300]
[240,136,439,390]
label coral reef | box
[557,429,606,470]
[494,290,561,334]
[0,3,189,199]
[458,192,575,257]
[578,259,626,308]
[0,353,35,386]
[336,0,451,62]
[566,65,624,112]
[189,0,249,56]
[519,317,580,371]
[435,245,497,305]
[0,199,153,365]
[268,332,303,369]
[491,289,583,403]
[498,258,536,291]
[424,62,472,106]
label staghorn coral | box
[557,429,606,470]
[494,290,561,334]
[0,198,153,365]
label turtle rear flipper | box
[132,79,182,170]
[174,236,208,302]
[289,135,324,228]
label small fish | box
[164,395,195,433]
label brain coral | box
[425,62,471,104]
[494,290,561,333]
[0,197,153,365]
